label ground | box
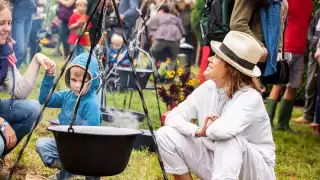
[2,48,320,180]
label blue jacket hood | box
[65,52,100,95]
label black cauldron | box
[47,126,143,176]
[101,107,145,122]
[117,67,152,90]
[133,129,157,152]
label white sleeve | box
[165,81,215,137]
[206,89,260,140]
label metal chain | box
[101,1,107,34]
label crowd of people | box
[0,0,319,179]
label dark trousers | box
[151,39,180,71]
[29,19,43,62]
[59,20,70,58]
[304,52,318,122]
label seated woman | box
[156,31,276,180]
[0,0,56,176]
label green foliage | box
[190,0,205,42]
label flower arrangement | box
[158,58,199,110]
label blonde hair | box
[222,58,261,99]
[0,0,14,43]
[111,33,123,44]
[76,0,88,6]
[0,0,12,11]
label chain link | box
[101,0,108,34]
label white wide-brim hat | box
[210,31,264,77]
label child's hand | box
[117,53,125,61]
[35,53,56,75]
[77,20,86,26]
[78,16,86,26]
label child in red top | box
[68,0,92,56]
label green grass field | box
[3,48,320,180]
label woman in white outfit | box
[156,31,276,180]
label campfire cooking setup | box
[5,0,168,179]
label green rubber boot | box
[277,98,295,132]
[266,99,278,128]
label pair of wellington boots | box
[266,98,295,132]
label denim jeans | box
[36,138,100,180]
[29,19,43,62]
[71,44,85,57]
[60,20,70,58]
[0,136,4,156]
[12,0,36,68]
[0,99,40,155]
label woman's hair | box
[0,0,12,12]
[224,60,261,99]
[0,0,14,43]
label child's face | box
[0,8,12,45]
[77,3,87,14]
[112,40,123,50]
[69,66,91,96]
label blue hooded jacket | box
[39,53,101,126]
[109,47,131,67]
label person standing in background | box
[28,0,46,63]
[11,0,37,68]
[294,1,320,125]
[118,0,140,39]
[266,0,312,132]
[57,0,76,59]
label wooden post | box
[195,43,201,66]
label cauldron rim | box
[116,67,153,73]
[47,125,143,136]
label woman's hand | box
[205,115,219,129]
[195,115,219,137]
[3,123,17,149]
[35,53,56,75]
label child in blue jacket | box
[36,52,101,179]
[109,33,131,67]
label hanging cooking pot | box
[117,67,152,90]
[101,107,145,122]
[47,125,143,176]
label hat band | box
[219,43,255,70]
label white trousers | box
[156,126,276,180]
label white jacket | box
[165,80,276,167]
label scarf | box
[0,42,16,85]
[260,1,282,76]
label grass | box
[3,47,320,180]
